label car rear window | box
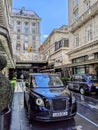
[87,75,98,81]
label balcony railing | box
[70,1,98,32]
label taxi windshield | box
[33,74,64,88]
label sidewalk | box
[10,82,32,130]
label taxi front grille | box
[52,98,67,111]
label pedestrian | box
[10,76,17,94]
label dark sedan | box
[24,73,77,122]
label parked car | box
[67,74,98,95]
[24,73,77,122]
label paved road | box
[9,82,98,130]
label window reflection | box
[33,74,64,88]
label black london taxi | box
[24,73,77,122]
[67,74,98,95]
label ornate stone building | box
[0,0,14,76]
[11,7,41,64]
[68,0,98,75]
[39,25,70,76]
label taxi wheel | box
[80,87,85,95]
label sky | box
[12,0,68,43]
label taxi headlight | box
[36,98,44,106]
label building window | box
[32,29,36,34]
[75,34,79,47]
[32,42,36,51]
[73,66,85,74]
[74,0,78,7]
[24,35,28,41]
[59,41,62,48]
[24,27,29,34]
[24,21,29,26]
[85,24,93,42]
[23,42,28,50]
[17,28,21,33]
[32,22,36,26]
[72,56,88,63]
[32,36,36,40]
[17,35,20,39]
[84,0,91,9]
[17,21,21,25]
[61,39,69,47]
[96,27,98,38]
[94,52,98,59]
[55,42,59,51]
[16,43,21,50]
[63,39,69,47]
[55,38,69,51]
[74,10,79,21]
[33,44,36,49]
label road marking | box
[15,82,23,92]
[77,100,98,110]
[71,125,83,130]
[88,104,98,110]
[77,112,98,128]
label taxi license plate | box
[52,112,68,117]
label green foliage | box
[10,77,17,88]
[60,77,70,81]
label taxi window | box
[33,74,63,88]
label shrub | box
[60,77,71,85]
[60,77,70,81]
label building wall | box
[0,0,14,77]
[68,0,98,75]
[39,25,70,73]
[11,8,41,62]
[69,0,97,25]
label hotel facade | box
[11,7,41,63]
[68,0,98,75]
